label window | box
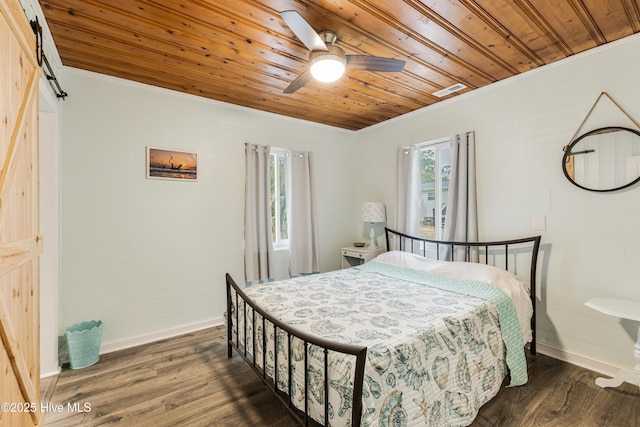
[270,148,289,248]
[418,139,451,240]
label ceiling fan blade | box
[283,70,313,94]
[346,55,405,72]
[280,10,327,52]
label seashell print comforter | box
[235,261,529,426]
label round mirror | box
[562,126,640,192]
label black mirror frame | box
[562,126,640,192]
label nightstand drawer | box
[342,249,365,259]
[341,246,384,269]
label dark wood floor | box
[43,325,640,426]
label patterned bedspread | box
[234,262,528,426]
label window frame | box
[416,136,453,240]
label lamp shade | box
[361,202,386,223]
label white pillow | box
[373,250,439,269]
[373,251,533,342]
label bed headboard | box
[384,227,542,353]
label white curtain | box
[244,143,274,283]
[395,146,420,236]
[443,131,478,260]
[288,150,320,276]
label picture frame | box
[146,147,198,181]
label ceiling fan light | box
[310,57,345,82]
[309,46,346,82]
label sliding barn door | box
[0,0,43,426]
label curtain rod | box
[30,17,68,100]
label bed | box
[226,227,541,426]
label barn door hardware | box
[30,18,68,100]
[30,16,43,66]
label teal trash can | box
[65,320,103,369]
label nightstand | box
[341,246,384,269]
[585,298,640,390]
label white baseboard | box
[536,342,619,378]
[41,367,62,379]
[100,317,224,355]
[65,320,624,384]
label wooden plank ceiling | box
[39,0,640,130]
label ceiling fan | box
[280,10,406,94]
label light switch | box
[533,215,546,231]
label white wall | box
[59,68,356,350]
[353,34,640,375]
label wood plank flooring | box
[43,326,640,426]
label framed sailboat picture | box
[146,147,198,181]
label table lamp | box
[361,202,386,249]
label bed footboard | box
[225,273,367,427]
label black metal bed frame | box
[226,273,367,426]
[226,228,541,426]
